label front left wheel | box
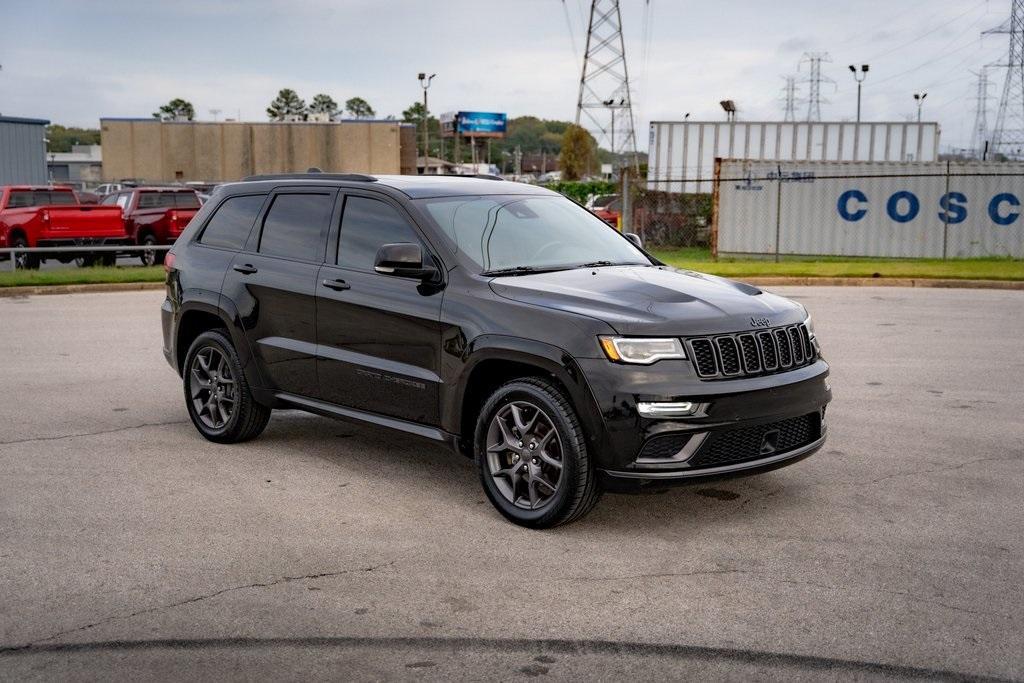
[183,330,271,443]
[475,377,602,528]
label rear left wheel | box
[140,234,164,266]
[11,236,39,270]
[183,330,271,443]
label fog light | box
[637,401,698,418]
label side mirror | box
[624,232,643,249]
[374,242,438,281]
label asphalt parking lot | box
[0,286,1022,681]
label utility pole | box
[575,0,639,171]
[418,72,435,172]
[984,0,1024,159]
[799,52,835,122]
[970,68,993,158]
[848,64,869,123]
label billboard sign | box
[441,111,507,138]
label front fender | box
[442,335,611,466]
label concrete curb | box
[743,276,1024,290]
[0,282,165,297]
[1,277,1022,298]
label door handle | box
[233,264,258,275]
[322,278,351,291]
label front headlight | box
[599,336,687,364]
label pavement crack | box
[0,420,189,446]
[9,560,396,651]
[564,568,748,583]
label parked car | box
[102,187,201,265]
[0,185,127,269]
[588,194,621,227]
[162,173,830,528]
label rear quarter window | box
[197,195,266,250]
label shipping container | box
[648,121,941,193]
[714,160,1024,259]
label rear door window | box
[198,195,266,250]
[258,193,334,262]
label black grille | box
[690,338,717,376]
[715,337,741,375]
[637,433,692,460]
[738,334,761,373]
[688,413,820,469]
[687,323,815,379]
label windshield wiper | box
[575,260,650,269]
[481,265,569,276]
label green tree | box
[152,98,195,121]
[308,93,339,118]
[402,101,441,157]
[45,125,101,152]
[266,88,307,121]
[344,97,376,119]
[559,124,597,180]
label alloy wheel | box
[485,400,564,510]
[189,346,236,429]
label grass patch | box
[0,265,165,288]
[651,248,1024,281]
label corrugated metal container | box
[0,116,49,185]
[715,160,1024,259]
[648,121,941,193]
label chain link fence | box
[622,161,1024,259]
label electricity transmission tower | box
[575,0,639,169]
[798,52,834,122]
[780,76,799,122]
[984,0,1024,159]
[970,68,993,158]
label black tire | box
[75,255,96,268]
[140,234,164,266]
[183,329,271,444]
[99,252,117,267]
[11,236,39,270]
[475,377,602,528]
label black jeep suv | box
[162,173,830,528]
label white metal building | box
[648,121,941,193]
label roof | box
[231,173,557,200]
[0,116,50,126]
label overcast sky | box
[0,0,1011,150]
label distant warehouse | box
[648,120,941,192]
[0,115,49,185]
[100,118,417,183]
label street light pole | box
[848,64,869,123]
[913,92,927,123]
[418,72,435,174]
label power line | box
[987,0,1024,158]
[864,0,989,62]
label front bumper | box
[577,356,831,482]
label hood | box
[489,265,806,336]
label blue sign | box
[456,111,507,137]
[837,189,1021,225]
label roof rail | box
[241,172,378,182]
[473,174,504,181]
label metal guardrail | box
[0,245,172,271]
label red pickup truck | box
[102,187,201,265]
[0,186,127,269]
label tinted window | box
[6,190,77,208]
[138,191,201,209]
[199,195,265,250]
[338,196,421,271]
[258,193,333,262]
[100,193,118,206]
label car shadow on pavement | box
[243,411,805,535]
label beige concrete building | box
[100,118,416,182]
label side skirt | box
[274,391,461,451]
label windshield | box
[417,194,650,274]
